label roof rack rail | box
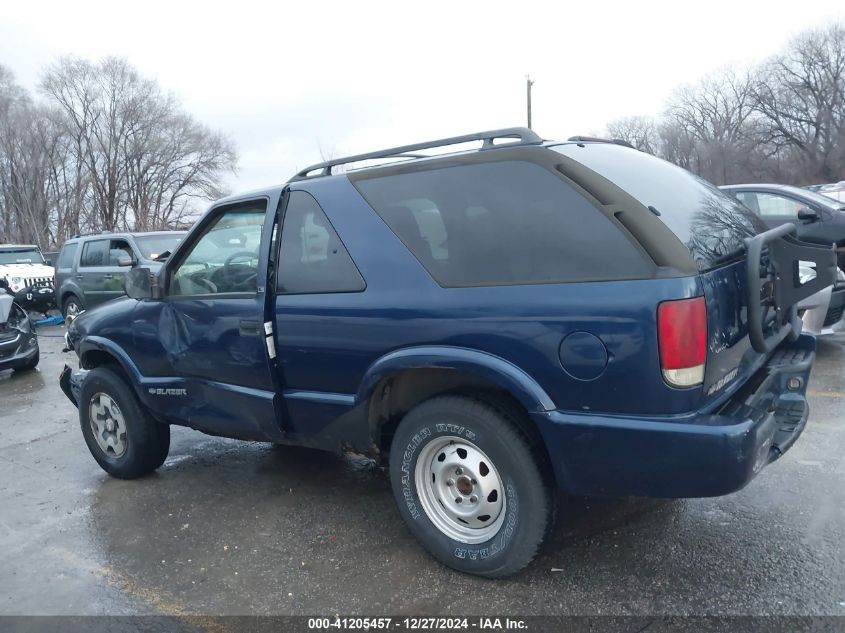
[68,230,113,240]
[567,135,635,149]
[291,127,544,181]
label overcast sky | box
[1,1,843,195]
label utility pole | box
[526,74,534,129]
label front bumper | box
[60,364,87,407]
[0,329,38,371]
[822,286,845,331]
[532,334,816,498]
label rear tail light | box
[657,296,706,388]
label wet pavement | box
[1,325,844,617]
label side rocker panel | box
[78,336,283,442]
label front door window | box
[169,201,267,296]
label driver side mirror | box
[797,206,819,223]
[117,254,137,267]
[124,267,162,300]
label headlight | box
[9,276,24,291]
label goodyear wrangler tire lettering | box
[388,395,554,578]
[400,427,430,519]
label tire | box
[62,294,84,318]
[79,366,170,479]
[14,347,39,372]
[388,395,555,578]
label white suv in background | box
[0,244,55,294]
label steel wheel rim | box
[414,435,506,544]
[65,301,80,317]
[89,392,128,458]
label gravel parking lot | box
[1,326,844,618]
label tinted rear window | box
[352,160,651,287]
[551,143,768,271]
[57,243,77,268]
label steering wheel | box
[191,275,218,294]
[222,251,258,291]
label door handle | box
[75,274,84,279]
[239,320,261,336]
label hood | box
[0,262,55,278]
[67,295,137,353]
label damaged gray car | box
[0,281,40,372]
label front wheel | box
[79,366,170,479]
[388,395,555,578]
[62,295,83,318]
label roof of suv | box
[0,244,40,250]
[721,184,795,191]
[65,230,186,243]
[214,128,633,207]
[290,128,633,183]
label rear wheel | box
[388,395,555,578]
[79,366,170,479]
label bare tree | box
[123,102,236,231]
[0,66,57,248]
[664,67,757,184]
[599,21,845,187]
[751,23,845,183]
[39,56,237,237]
[606,115,660,154]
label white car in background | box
[0,244,55,295]
[799,264,845,336]
[818,182,845,204]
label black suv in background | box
[720,184,845,331]
[720,184,845,265]
[55,231,185,316]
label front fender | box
[356,345,556,412]
[78,336,144,383]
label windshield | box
[133,234,185,260]
[0,248,45,265]
[551,143,769,271]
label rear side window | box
[80,239,109,267]
[57,243,77,268]
[551,143,768,271]
[352,160,650,287]
[739,192,802,218]
[277,191,365,294]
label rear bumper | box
[533,334,816,498]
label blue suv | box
[60,128,835,577]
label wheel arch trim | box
[79,336,142,379]
[356,346,556,413]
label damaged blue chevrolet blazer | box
[61,128,835,577]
